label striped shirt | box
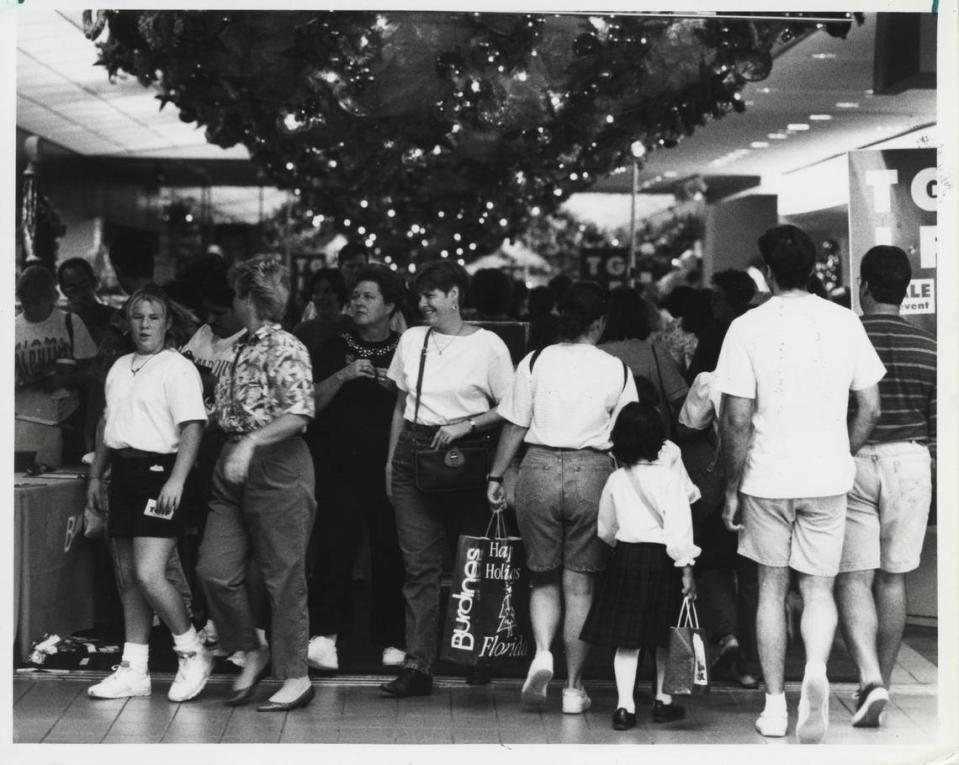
[861,314,936,449]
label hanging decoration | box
[85,10,862,265]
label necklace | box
[130,351,160,375]
[432,325,464,355]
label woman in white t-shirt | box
[381,261,514,699]
[486,281,638,715]
[85,284,210,703]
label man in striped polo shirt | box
[835,245,937,729]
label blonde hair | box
[126,283,174,347]
[232,254,290,322]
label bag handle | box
[483,505,508,540]
[675,595,700,628]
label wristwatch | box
[486,474,503,483]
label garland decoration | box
[86,11,862,265]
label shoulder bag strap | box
[623,465,665,530]
[411,328,433,430]
[650,343,679,441]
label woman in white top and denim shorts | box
[487,281,637,714]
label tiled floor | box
[12,653,941,747]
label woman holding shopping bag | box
[381,260,514,698]
[486,281,637,715]
[196,255,317,711]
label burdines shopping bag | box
[439,512,532,667]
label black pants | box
[693,505,760,676]
[308,444,406,649]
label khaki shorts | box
[840,442,932,574]
[738,493,847,577]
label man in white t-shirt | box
[714,225,884,744]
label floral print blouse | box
[214,322,314,434]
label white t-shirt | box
[498,343,638,450]
[15,309,97,384]
[388,326,514,426]
[103,349,207,453]
[714,294,886,499]
[679,371,722,432]
[597,442,701,566]
[181,324,245,381]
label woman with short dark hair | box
[487,281,638,715]
[381,260,514,698]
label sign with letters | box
[580,247,630,289]
[848,149,937,334]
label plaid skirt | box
[580,542,683,650]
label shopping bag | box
[439,512,532,667]
[663,597,711,696]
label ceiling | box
[15,9,938,224]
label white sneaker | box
[168,648,213,702]
[88,662,151,699]
[754,710,788,737]
[521,650,553,706]
[562,687,592,715]
[796,669,829,744]
[307,635,339,671]
[381,646,406,667]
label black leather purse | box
[412,329,495,493]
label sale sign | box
[848,149,937,334]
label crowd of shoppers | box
[13,223,936,745]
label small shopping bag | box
[663,596,711,696]
[439,511,532,667]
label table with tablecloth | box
[13,469,96,663]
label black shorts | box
[107,452,183,538]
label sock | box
[763,692,787,717]
[255,628,269,649]
[656,692,673,704]
[172,626,203,655]
[613,649,639,713]
[326,633,338,645]
[122,642,149,674]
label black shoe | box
[465,666,491,686]
[652,699,686,723]
[851,682,889,728]
[612,707,637,730]
[711,635,740,678]
[256,684,314,712]
[380,668,432,698]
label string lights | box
[88,10,861,266]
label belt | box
[114,448,170,459]
[528,444,612,455]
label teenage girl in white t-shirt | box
[85,285,210,704]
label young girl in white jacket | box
[580,398,700,730]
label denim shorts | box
[514,446,615,573]
[840,441,932,574]
[737,493,847,577]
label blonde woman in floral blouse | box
[196,255,317,712]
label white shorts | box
[840,442,932,574]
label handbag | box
[439,510,532,666]
[663,596,711,696]
[412,328,495,492]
